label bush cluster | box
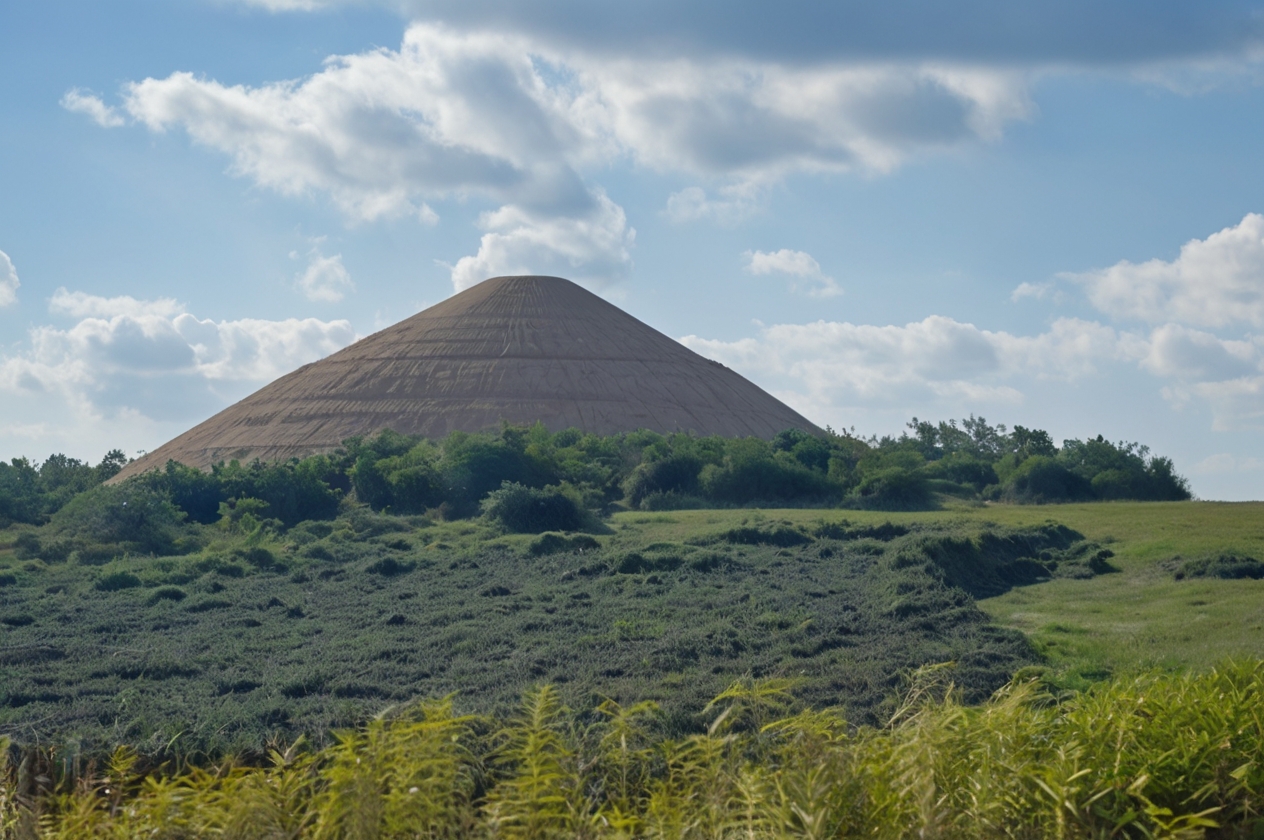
[0,450,126,527]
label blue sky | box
[3,0,1264,499]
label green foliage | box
[135,456,343,528]
[850,467,932,510]
[528,532,600,556]
[438,428,556,516]
[622,453,703,507]
[999,455,1093,504]
[482,482,586,533]
[699,438,838,505]
[99,419,1190,536]
[0,449,127,527]
[902,417,1191,505]
[9,665,1264,838]
[50,482,188,556]
[95,571,143,591]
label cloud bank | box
[0,289,356,423]
[95,22,1036,291]
[683,215,1264,435]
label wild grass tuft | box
[7,664,1264,838]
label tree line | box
[0,417,1191,543]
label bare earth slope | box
[114,275,819,479]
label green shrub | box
[439,430,556,517]
[700,439,838,504]
[623,454,703,506]
[638,491,707,511]
[51,483,187,555]
[850,467,933,510]
[1175,554,1264,580]
[717,525,812,547]
[365,557,415,576]
[528,532,600,556]
[235,546,283,572]
[95,571,142,592]
[922,453,998,491]
[481,482,584,533]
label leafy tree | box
[921,453,998,491]
[437,430,556,516]
[1000,456,1092,504]
[1009,425,1056,458]
[0,450,132,526]
[623,454,703,507]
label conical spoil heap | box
[113,275,820,480]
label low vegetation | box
[5,665,1263,838]
[2,503,1108,753]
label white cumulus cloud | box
[447,191,633,291]
[1072,213,1264,328]
[121,25,593,221]
[0,250,19,307]
[1,290,356,423]
[296,251,355,302]
[583,59,1029,179]
[1191,453,1264,475]
[743,248,841,298]
[49,288,182,320]
[1139,323,1260,381]
[60,88,125,128]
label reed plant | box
[5,663,1263,838]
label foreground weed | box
[8,665,1264,839]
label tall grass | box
[4,663,1263,838]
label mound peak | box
[113,275,820,480]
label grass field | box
[628,502,1264,687]
[436,500,1264,689]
